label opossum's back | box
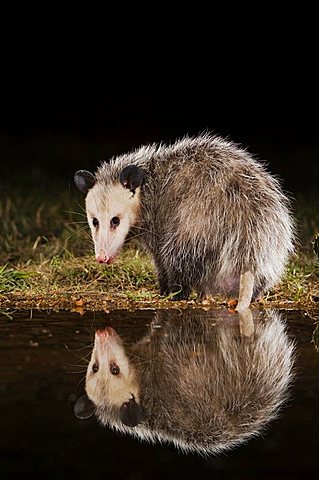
[151,139,291,254]
[154,137,284,215]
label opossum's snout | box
[96,254,109,264]
[96,254,117,264]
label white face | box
[85,327,139,408]
[85,182,141,263]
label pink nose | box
[96,254,109,263]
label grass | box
[0,186,318,311]
[0,265,34,293]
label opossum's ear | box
[119,165,144,193]
[119,398,145,427]
[74,394,96,420]
[74,170,96,194]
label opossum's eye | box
[92,218,99,228]
[110,362,120,375]
[110,216,120,228]
[92,363,99,373]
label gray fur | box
[91,309,295,456]
[80,134,295,300]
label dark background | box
[0,67,318,195]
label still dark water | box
[0,308,318,480]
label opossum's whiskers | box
[67,225,90,235]
[64,331,93,345]
[123,235,143,245]
[75,201,87,215]
[127,350,149,363]
[84,321,96,341]
[124,231,151,243]
[134,225,161,238]
[71,374,87,390]
[66,226,92,242]
[63,360,90,374]
[65,349,92,366]
[66,210,87,218]
[67,344,94,352]
[64,344,92,363]
[63,360,90,368]
[65,221,89,225]
[127,356,149,367]
[65,369,88,374]
[123,228,162,246]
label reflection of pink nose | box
[96,326,117,339]
[96,254,109,263]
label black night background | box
[0,68,318,196]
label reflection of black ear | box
[119,398,145,427]
[74,170,96,194]
[74,394,96,420]
[119,165,144,192]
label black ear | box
[119,165,144,193]
[74,394,96,420]
[119,398,145,427]
[74,170,96,194]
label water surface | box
[0,308,318,479]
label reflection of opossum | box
[74,135,294,304]
[74,309,295,455]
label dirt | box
[1,290,318,313]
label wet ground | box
[0,308,318,480]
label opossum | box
[74,309,295,456]
[74,135,294,307]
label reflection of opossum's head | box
[74,165,144,264]
[74,326,145,428]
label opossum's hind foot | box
[235,271,254,314]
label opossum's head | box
[74,326,145,428]
[74,166,144,264]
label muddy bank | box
[1,289,319,313]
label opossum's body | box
[74,309,295,456]
[74,135,294,302]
